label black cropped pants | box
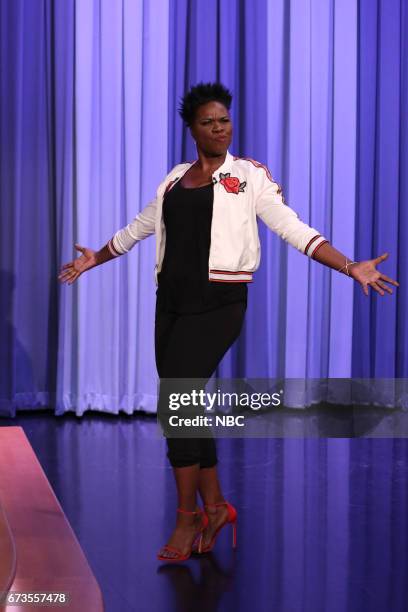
[155,300,247,468]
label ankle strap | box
[204,501,227,508]
[177,507,202,515]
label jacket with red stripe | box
[108,150,327,285]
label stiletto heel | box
[232,521,237,548]
[193,500,237,553]
[198,531,203,554]
[157,507,208,562]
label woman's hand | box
[58,244,98,285]
[349,252,399,296]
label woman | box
[58,82,399,562]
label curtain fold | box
[0,0,406,416]
[353,0,403,378]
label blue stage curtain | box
[353,0,406,378]
[0,0,406,416]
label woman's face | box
[190,101,232,157]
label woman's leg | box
[155,309,203,558]
[155,301,246,558]
[192,303,247,547]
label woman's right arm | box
[58,196,157,285]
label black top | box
[156,180,247,314]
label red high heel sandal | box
[157,507,209,562]
[194,501,237,553]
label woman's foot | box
[158,508,205,560]
[198,501,229,551]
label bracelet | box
[338,258,357,276]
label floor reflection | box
[157,552,236,612]
[1,411,408,612]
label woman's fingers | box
[58,265,81,283]
[58,262,75,275]
[361,277,398,297]
[360,281,382,296]
[379,273,399,286]
[58,268,71,278]
[373,252,389,265]
[368,281,385,296]
[66,271,80,285]
[58,266,74,279]
[67,273,79,285]
[376,279,393,294]
[59,272,75,283]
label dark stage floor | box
[1,408,408,612]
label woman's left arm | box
[254,169,399,296]
[312,242,399,296]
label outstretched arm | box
[255,174,399,297]
[58,196,157,285]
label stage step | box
[0,426,104,611]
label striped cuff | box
[310,239,329,259]
[209,269,253,282]
[107,237,122,257]
[304,235,328,258]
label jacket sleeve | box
[107,197,157,257]
[255,173,328,257]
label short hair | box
[178,82,232,126]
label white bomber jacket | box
[108,150,328,285]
